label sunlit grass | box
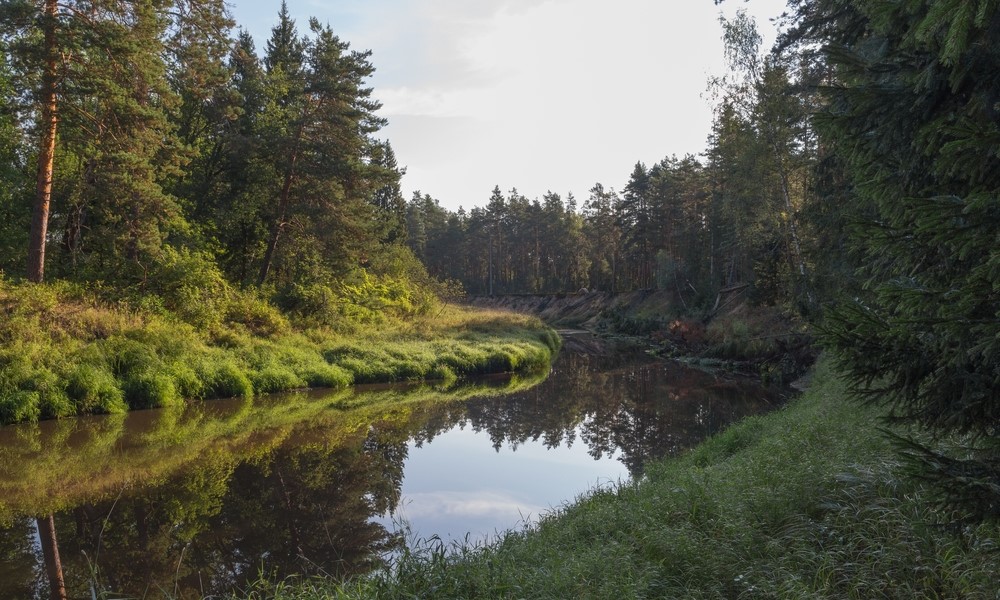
[0,280,559,426]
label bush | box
[300,363,352,388]
[147,246,231,329]
[101,337,161,379]
[67,364,127,415]
[250,365,305,395]
[204,362,253,399]
[0,390,40,424]
[124,371,180,409]
[167,361,204,400]
[224,291,289,337]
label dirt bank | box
[464,291,816,384]
[465,290,670,330]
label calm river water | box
[0,344,787,599]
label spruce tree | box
[786,0,1000,521]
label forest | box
[1,0,998,530]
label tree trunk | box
[257,137,301,286]
[27,0,60,283]
[36,514,67,600]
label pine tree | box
[2,0,191,283]
[255,15,387,287]
[368,140,407,244]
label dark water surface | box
[0,347,787,599]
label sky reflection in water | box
[0,350,786,598]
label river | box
[0,341,787,599]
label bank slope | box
[0,280,559,426]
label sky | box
[227,0,790,211]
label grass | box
[0,278,559,426]
[238,356,1000,599]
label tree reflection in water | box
[0,351,785,599]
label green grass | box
[239,357,1000,599]
[0,279,559,425]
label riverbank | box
[244,356,999,599]
[468,291,816,383]
[0,279,560,425]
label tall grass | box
[0,278,559,426]
[245,357,999,599]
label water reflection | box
[0,351,785,599]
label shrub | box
[300,364,352,388]
[147,246,231,329]
[204,362,253,399]
[0,390,40,424]
[66,364,127,415]
[124,372,180,409]
[101,337,161,378]
[251,366,305,395]
[167,361,204,400]
[224,291,289,337]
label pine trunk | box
[36,514,67,600]
[27,0,59,283]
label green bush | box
[101,337,161,378]
[300,363,352,388]
[148,246,231,329]
[124,372,180,409]
[204,362,253,399]
[224,291,289,337]
[250,365,305,395]
[0,390,40,424]
[167,361,205,400]
[66,364,127,415]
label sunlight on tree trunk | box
[27,0,59,283]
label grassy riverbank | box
[245,357,999,599]
[0,279,559,426]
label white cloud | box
[230,0,790,210]
[394,490,548,520]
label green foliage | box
[124,371,181,410]
[224,292,290,338]
[785,0,1000,522]
[0,391,39,425]
[204,362,254,400]
[66,364,125,415]
[147,246,232,328]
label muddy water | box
[0,347,787,599]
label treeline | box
[405,11,822,314]
[406,0,1000,523]
[0,0,415,321]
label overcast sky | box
[227,0,789,211]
